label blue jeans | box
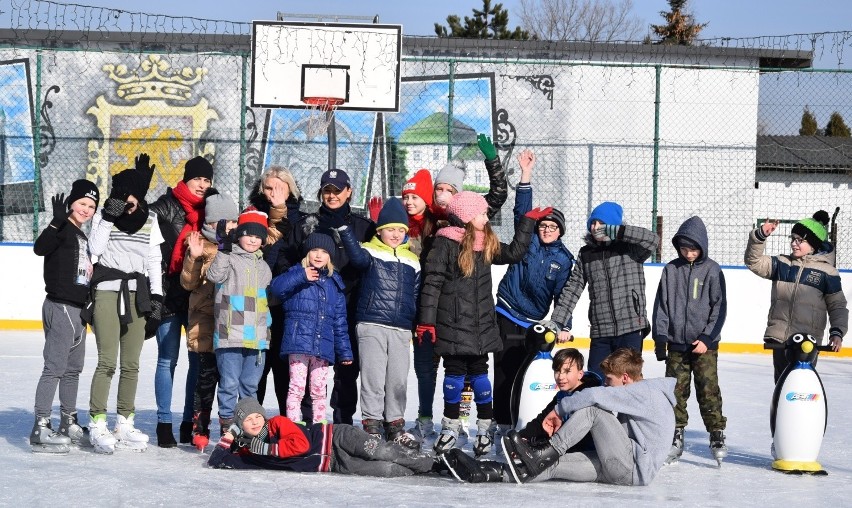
[412,338,439,418]
[154,315,198,423]
[215,347,266,419]
[587,330,644,379]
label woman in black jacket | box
[147,155,212,447]
[416,191,546,457]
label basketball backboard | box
[251,21,402,112]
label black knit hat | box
[538,208,566,237]
[183,156,214,183]
[66,179,100,210]
[304,231,337,256]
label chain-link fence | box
[1,0,851,270]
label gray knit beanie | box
[205,192,239,224]
[435,160,466,193]
[234,397,266,429]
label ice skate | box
[192,410,211,453]
[362,419,383,439]
[113,414,148,452]
[384,419,420,451]
[30,416,71,454]
[59,411,92,448]
[456,416,470,447]
[433,417,462,455]
[710,430,727,467]
[472,418,493,458]
[665,427,684,465]
[89,416,116,454]
[501,430,559,478]
[491,423,511,458]
[409,416,437,449]
[501,436,532,484]
[442,448,508,483]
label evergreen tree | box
[435,0,530,40]
[824,111,851,137]
[650,0,707,45]
[799,107,818,136]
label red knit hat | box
[447,191,488,225]
[236,210,268,243]
[402,169,434,208]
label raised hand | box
[477,133,497,161]
[187,231,204,258]
[368,196,383,222]
[517,149,535,181]
[50,193,68,227]
[524,206,553,221]
[762,219,780,237]
[134,153,155,174]
[305,266,319,281]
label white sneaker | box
[89,417,116,454]
[114,414,148,452]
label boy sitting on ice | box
[207,398,436,477]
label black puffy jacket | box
[419,217,535,356]
[148,188,189,317]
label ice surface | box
[2,331,851,507]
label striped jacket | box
[551,225,658,338]
[338,229,421,330]
[745,228,847,342]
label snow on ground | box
[2,331,851,507]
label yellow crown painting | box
[87,54,218,198]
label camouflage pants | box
[665,350,726,432]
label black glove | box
[275,218,292,240]
[135,153,155,174]
[50,193,69,229]
[655,343,667,362]
[101,197,129,222]
[144,295,163,340]
[216,219,234,252]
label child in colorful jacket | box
[206,210,272,433]
[271,232,353,424]
[338,198,420,443]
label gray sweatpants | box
[330,424,434,477]
[356,323,410,422]
[532,406,635,486]
[33,299,87,418]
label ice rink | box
[2,330,851,507]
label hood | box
[672,215,709,262]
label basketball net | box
[303,97,343,139]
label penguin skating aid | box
[766,333,835,475]
[510,324,557,430]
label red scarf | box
[168,181,205,275]
[408,212,425,239]
[436,226,485,251]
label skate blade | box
[31,443,70,454]
[92,445,114,455]
[442,454,465,483]
[115,441,148,452]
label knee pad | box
[443,375,465,404]
[470,373,493,405]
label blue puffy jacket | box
[496,183,574,327]
[270,264,352,365]
[338,228,421,330]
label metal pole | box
[239,54,249,208]
[327,109,337,169]
[33,50,42,241]
[652,64,661,263]
[447,60,456,162]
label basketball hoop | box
[303,96,344,139]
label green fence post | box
[652,64,661,262]
[447,60,456,162]
[32,50,42,241]
[239,54,248,209]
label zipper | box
[784,257,806,340]
[683,262,693,344]
[603,249,617,333]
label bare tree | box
[517,0,644,42]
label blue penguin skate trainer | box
[767,333,834,475]
[511,323,557,430]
